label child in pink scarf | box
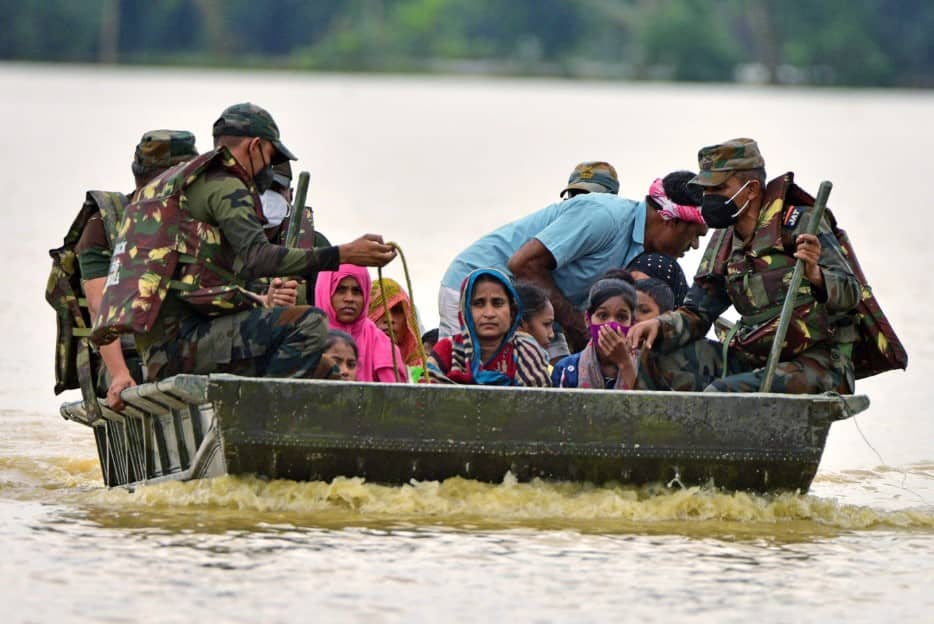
[314,265,408,383]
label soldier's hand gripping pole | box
[759,180,832,393]
[285,171,310,249]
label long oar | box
[759,180,832,392]
[285,171,310,249]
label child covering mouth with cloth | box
[551,278,638,389]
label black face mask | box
[253,165,275,194]
[700,181,752,229]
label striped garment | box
[428,331,551,387]
[427,267,551,387]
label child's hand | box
[598,325,633,367]
[599,325,637,389]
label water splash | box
[4,444,933,534]
[72,472,934,532]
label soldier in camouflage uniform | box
[90,103,395,388]
[628,138,862,394]
[48,130,198,410]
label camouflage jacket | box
[46,190,128,396]
[91,148,340,347]
[658,172,861,364]
[89,149,262,346]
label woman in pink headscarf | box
[314,265,408,383]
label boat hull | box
[60,374,869,492]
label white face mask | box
[260,190,290,228]
[729,180,752,218]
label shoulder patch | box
[784,205,804,229]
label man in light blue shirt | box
[439,170,707,357]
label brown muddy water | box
[1,63,932,623]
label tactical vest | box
[696,173,906,378]
[696,173,853,363]
[94,189,128,249]
[46,190,129,400]
[90,148,264,347]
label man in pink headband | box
[638,170,708,261]
[648,177,706,225]
[439,169,708,353]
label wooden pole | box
[285,171,310,249]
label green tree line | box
[1,0,932,87]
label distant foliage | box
[1,0,932,87]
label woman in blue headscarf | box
[427,268,551,386]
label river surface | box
[1,63,932,622]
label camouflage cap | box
[560,161,619,197]
[212,102,297,164]
[690,138,766,187]
[133,129,198,169]
[271,160,292,188]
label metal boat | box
[60,374,869,492]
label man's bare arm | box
[507,238,588,351]
[84,277,135,409]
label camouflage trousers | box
[635,339,855,394]
[144,306,334,381]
